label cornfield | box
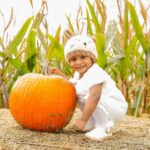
[0,0,150,117]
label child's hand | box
[74,119,86,132]
[50,67,61,75]
[50,67,69,80]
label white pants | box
[78,95,127,129]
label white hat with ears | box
[64,35,98,62]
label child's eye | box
[80,55,86,59]
[69,57,77,62]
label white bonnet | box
[64,35,98,62]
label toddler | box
[51,34,128,141]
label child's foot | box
[106,120,114,134]
[85,127,112,141]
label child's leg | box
[85,106,112,141]
[92,105,109,129]
[93,105,114,133]
[100,96,127,123]
[77,101,95,131]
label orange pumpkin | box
[9,73,76,132]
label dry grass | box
[0,108,150,150]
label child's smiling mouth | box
[76,66,85,70]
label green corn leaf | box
[118,58,127,79]
[95,33,107,68]
[124,0,129,49]
[0,51,5,58]
[96,33,105,53]
[55,25,61,42]
[0,37,5,49]
[125,35,138,56]
[48,35,63,52]
[65,15,75,33]
[46,26,63,60]
[37,28,49,51]
[7,64,29,92]
[5,16,33,57]
[47,34,64,60]
[86,0,101,33]
[75,6,82,32]
[86,9,93,35]
[112,36,123,55]
[105,21,117,50]
[124,36,139,75]
[107,55,124,66]
[26,13,44,71]
[26,28,37,72]
[52,26,63,57]
[138,0,147,24]
[147,50,150,71]
[128,2,148,53]
[9,58,23,69]
[96,0,106,31]
[131,86,144,116]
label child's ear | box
[62,28,75,45]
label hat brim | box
[66,50,97,63]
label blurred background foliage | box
[0,0,150,117]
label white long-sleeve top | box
[70,63,128,111]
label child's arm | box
[50,67,69,80]
[75,83,103,130]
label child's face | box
[69,54,93,76]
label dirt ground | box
[0,109,150,150]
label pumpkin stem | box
[42,61,51,75]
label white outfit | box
[70,63,128,140]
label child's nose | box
[76,58,82,64]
